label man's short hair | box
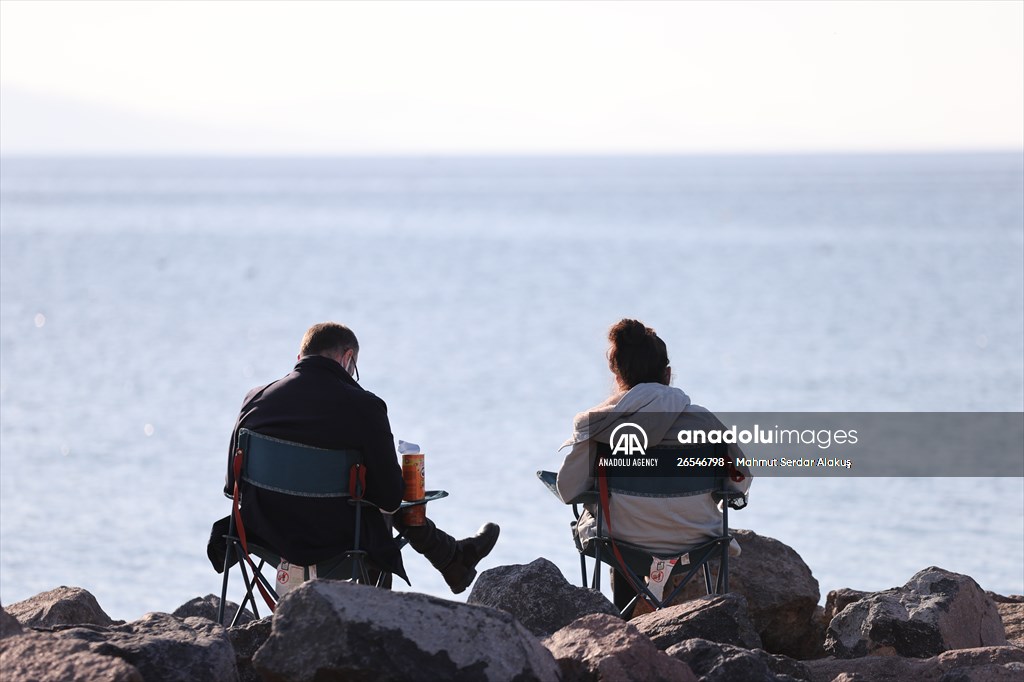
[299,322,358,358]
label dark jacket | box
[223,355,407,580]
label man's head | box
[299,322,359,379]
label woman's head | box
[607,318,670,389]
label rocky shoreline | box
[2,529,1021,681]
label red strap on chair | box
[596,465,656,610]
[725,454,745,483]
[348,463,366,501]
[232,448,277,613]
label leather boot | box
[440,523,500,594]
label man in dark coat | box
[215,322,499,593]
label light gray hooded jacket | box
[556,382,752,555]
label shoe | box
[441,523,500,594]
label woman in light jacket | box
[556,318,751,609]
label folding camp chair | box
[217,428,447,626]
[538,442,743,618]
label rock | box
[227,617,272,682]
[986,594,1024,649]
[0,630,144,682]
[630,593,762,650]
[985,593,1024,604]
[995,603,1024,648]
[468,557,621,637]
[253,580,560,682]
[6,586,117,628]
[825,567,1008,658]
[807,605,830,659]
[666,637,811,681]
[173,593,255,626]
[673,529,821,659]
[52,611,239,682]
[935,647,1024,681]
[823,589,870,624]
[543,613,697,681]
[804,654,928,682]
[804,646,1024,682]
[1,605,24,639]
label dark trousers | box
[611,568,638,611]
[393,517,457,570]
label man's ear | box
[663,366,672,385]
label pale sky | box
[1,0,1022,155]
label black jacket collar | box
[295,354,360,388]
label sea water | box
[1,154,1022,620]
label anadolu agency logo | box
[609,422,649,456]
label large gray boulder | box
[6,586,118,628]
[227,617,273,682]
[825,567,1008,658]
[666,638,811,682]
[630,593,762,650]
[173,594,255,626]
[674,529,821,659]
[253,580,560,682]
[804,646,1024,682]
[468,557,620,637]
[543,613,697,682]
[51,611,239,682]
[0,630,144,682]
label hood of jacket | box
[561,382,694,450]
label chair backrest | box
[595,442,730,498]
[237,428,362,498]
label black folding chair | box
[217,428,446,626]
[539,443,742,618]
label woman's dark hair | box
[608,318,669,388]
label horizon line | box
[2,148,1022,161]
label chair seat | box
[580,533,730,576]
[247,542,379,583]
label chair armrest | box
[570,490,599,505]
[537,470,597,506]
[398,490,449,508]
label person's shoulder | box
[350,386,390,414]
[587,391,626,413]
[241,381,274,405]
[678,404,726,428]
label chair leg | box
[721,542,729,593]
[218,518,238,626]
[234,559,259,626]
[375,569,392,589]
[351,501,364,582]
[218,555,232,625]
[703,562,713,594]
[620,594,640,619]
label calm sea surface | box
[1,154,1022,619]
